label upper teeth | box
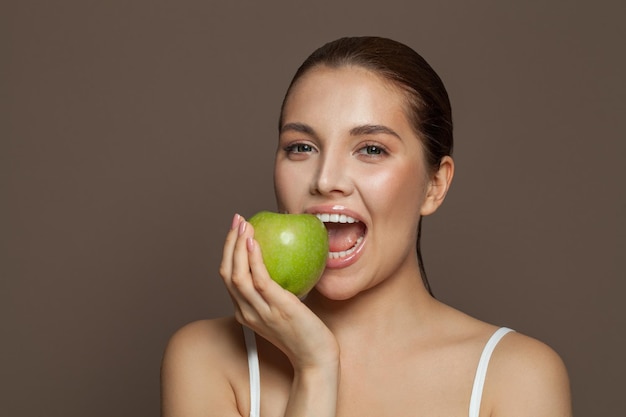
[315,213,358,224]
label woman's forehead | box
[281,65,412,127]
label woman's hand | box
[219,213,339,371]
[220,214,340,416]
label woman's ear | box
[420,156,454,216]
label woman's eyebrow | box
[350,124,401,139]
[280,122,316,136]
[280,122,401,140]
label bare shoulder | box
[161,317,249,417]
[485,330,572,417]
[163,317,244,360]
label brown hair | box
[279,36,454,295]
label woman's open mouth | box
[315,213,367,268]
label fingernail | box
[247,237,255,252]
[231,213,241,230]
[238,220,247,235]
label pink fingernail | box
[231,213,241,230]
[238,220,247,235]
[247,237,255,252]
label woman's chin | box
[309,273,363,302]
[310,239,368,301]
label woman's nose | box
[310,153,353,197]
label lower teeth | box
[328,236,363,259]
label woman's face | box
[275,65,442,300]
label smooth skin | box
[161,66,572,417]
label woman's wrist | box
[285,358,340,417]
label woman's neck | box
[305,260,437,343]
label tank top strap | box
[468,327,514,417]
[243,325,260,417]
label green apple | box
[248,211,329,297]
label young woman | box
[161,36,571,417]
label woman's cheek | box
[361,163,424,217]
[274,164,306,210]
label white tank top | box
[243,326,514,417]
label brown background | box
[2,1,624,416]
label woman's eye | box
[284,143,315,155]
[359,144,386,156]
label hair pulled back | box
[280,36,453,173]
[279,37,454,296]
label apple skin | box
[248,211,329,297]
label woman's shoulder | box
[482,328,572,416]
[161,317,250,416]
[162,316,248,377]
[164,316,244,353]
[433,304,571,415]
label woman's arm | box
[161,320,244,417]
[282,358,340,416]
